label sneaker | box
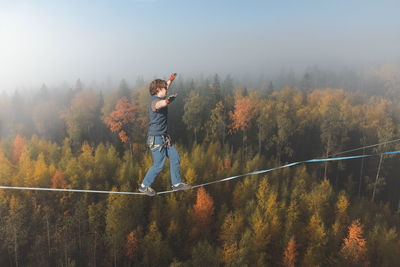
[138,184,156,196]
[171,183,192,191]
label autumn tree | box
[283,236,298,267]
[192,187,215,238]
[125,231,138,263]
[12,134,25,164]
[51,170,67,189]
[229,91,254,149]
[340,219,369,267]
[105,97,138,144]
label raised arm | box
[166,73,177,89]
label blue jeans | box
[142,135,182,187]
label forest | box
[1,65,400,266]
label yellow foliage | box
[33,153,51,187]
[0,148,14,184]
[307,213,327,248]
[336,192,349,217]
[185,167,197,185]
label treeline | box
[1,65,400,266]
[1,139,400,266]
[1,67,400,202]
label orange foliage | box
[340,219,369,266]
[229,97,253,134]
[283,236,298,267]
[51,170,67,189]
[126,231,138,261]
[105,97,138,143]
[12,134,25,164]
[193,187,215,228]
[224,158,231,169]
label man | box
[139,73,191,196]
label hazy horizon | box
[1,0,400,91]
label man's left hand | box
[167,93,177,104]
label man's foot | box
[171,183,192,191]
[138,184,156,196]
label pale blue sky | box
[1,0,399,90]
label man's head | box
[149,79,168,97]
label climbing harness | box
[149,136,159,151]
[149,135,172,152]
[160,134,172,151]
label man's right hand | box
[169,73,177,83]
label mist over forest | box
[1,63,399,138]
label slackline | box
[1,149,399,196]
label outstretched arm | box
[152,94,178,111]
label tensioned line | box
[329,137,400,157]
[1,149,399,196]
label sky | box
[0,0,399,91]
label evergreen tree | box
[141,221,171,266]
[183,91,208,143]
[250,179,281,265]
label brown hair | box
[149,79,167,95]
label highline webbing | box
[1,149,399,196]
